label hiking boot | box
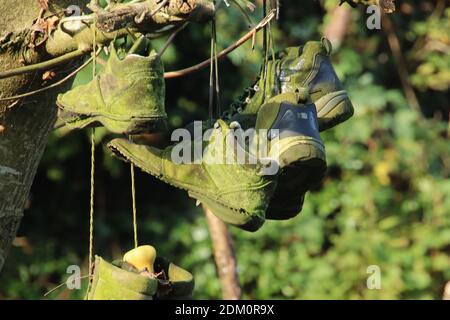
[224,38,353,132]
[87,255,158,300]
[87,254,194,300]
[56,46,167,134]
[249,92,327,220]
[107,120,277,232]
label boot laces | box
[221,79,261,119]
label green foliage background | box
[1,0,449,299]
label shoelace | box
[222,79,261,119]
[221,47,280,120]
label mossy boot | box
[56,47,166,134]
[107,120,277,232]
[250,92,327,220]
[87,255,158,300]
[87,249,194,300]
[222,38,354,132]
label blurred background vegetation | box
[0,0,449,299]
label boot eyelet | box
[253,85,260,92]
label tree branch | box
[204,206,242,300]
[382,13,421,112]
[45,0,214,57]
[94,0,214,33]
[164,9,275,79]
[0,49,86,80]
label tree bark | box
[0,0,88,273]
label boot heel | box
[315,91,354,131]
[273,137,326,169]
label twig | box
[203,206,242,300]
[149,0,170,18]
[44,275,92,297]
[382,13,421,112]
[158,22,189,57]
[164,9,276,79]
[0,49,88,80]
[0,49,101,102]
[135,0,169,24]
[128,35,147,55]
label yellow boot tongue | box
[123,245,157,273]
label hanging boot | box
[87,246,194,300]
[187,91,326,221]
[248,91,327,220]
[107,120,277,232]
[56,46,167,134]
[186,38,353,134]
[87,255,158,300]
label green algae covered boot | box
[276,38,353,131]
[224,38,353,132]
[56,46,166,134]
[87,255,158,300]
[252,92,327,220]
[107,120,277,232]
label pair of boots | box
[57,38,353,232]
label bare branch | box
[204,207,242,300]
[164,9,276,79]
[94,0,214,33]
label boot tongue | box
[253,93,298,132]
[279,46,303,59]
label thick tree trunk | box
[0,0,88,272]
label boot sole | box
[189,192,265,232]
[266,137,327,220]
[57,110,167,135]
[271,136,326,169]
[315,90,354,131]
